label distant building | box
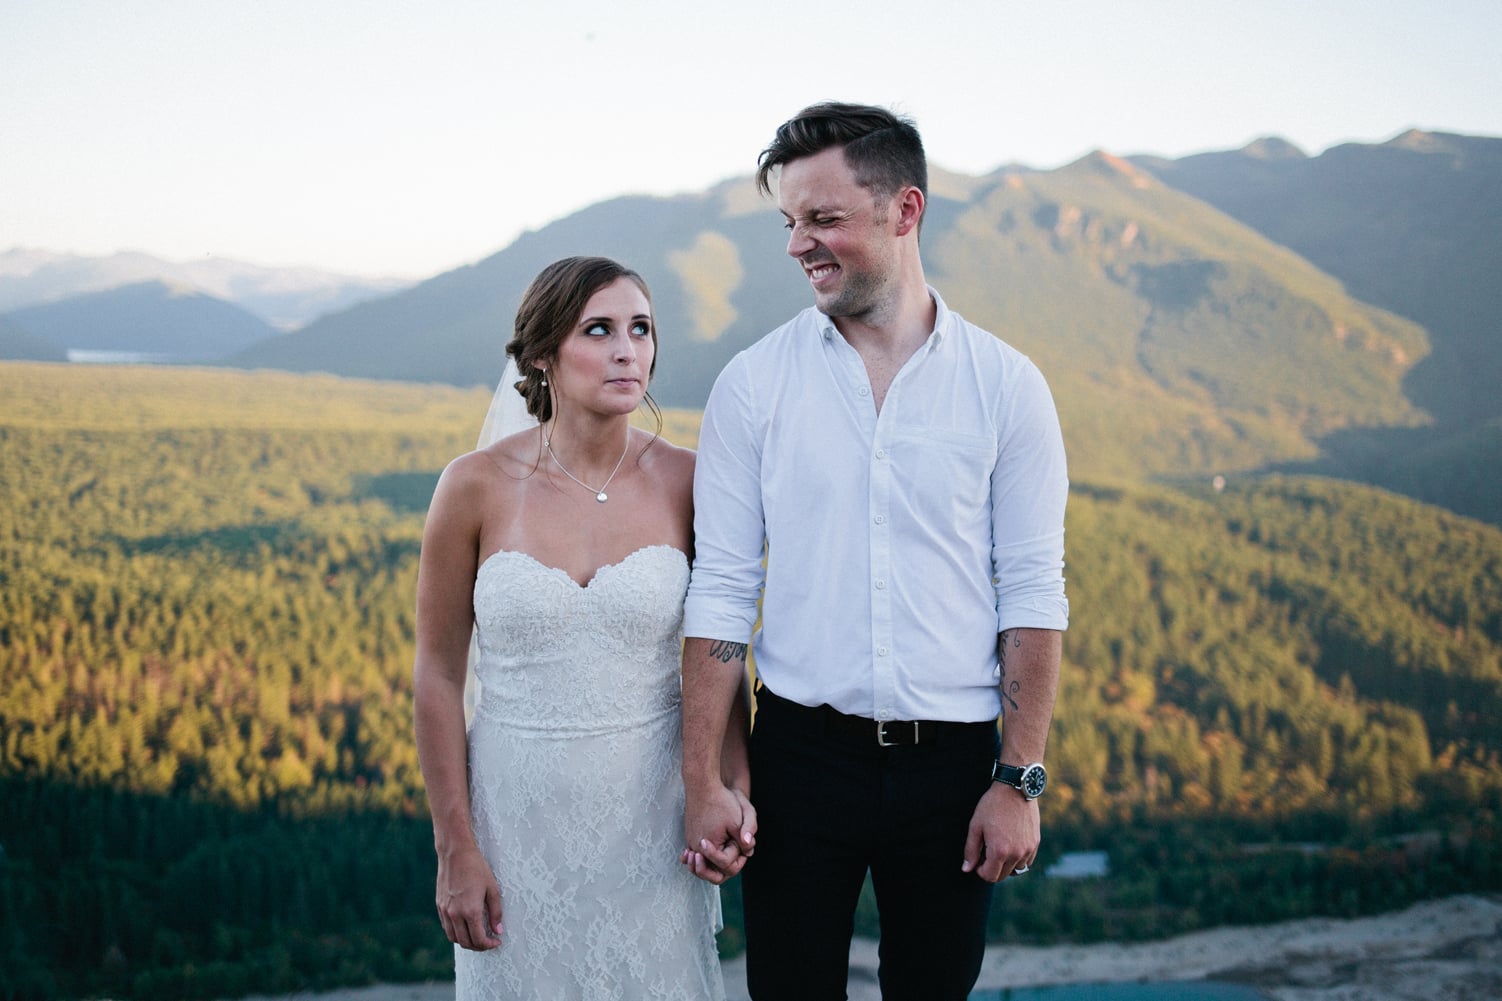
[1046,850,1109,879]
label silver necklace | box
[544,434,629,503]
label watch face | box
[1021,764,1047,799]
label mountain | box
[0,247,410,330]
[228,179,804,407]
[921,152,1427,481]
[229,160,1430,487]
[1130,130,1502,428]
[1130,130,1502,522]
[4,281,278,361]
[0,316,68,362]
[23,132,1478,519]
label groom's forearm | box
[996,627,1061,765]
[682,636,750,795]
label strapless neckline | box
[477,543,688,590]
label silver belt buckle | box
[876,720,919,747]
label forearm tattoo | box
[708,640,748,665]
[999,630,1022,716]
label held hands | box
[682,784,757,885]
[961,782,1039,883]
[436,843,504,951]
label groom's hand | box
[683,783,756,884]
[961,782,1039,883]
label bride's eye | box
[630,321,651,338]
[584,322,610,337]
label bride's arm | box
[721,668,752,797]
[414,455,503,951]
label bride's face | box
[546,277,655,418]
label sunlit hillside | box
[2,363,1499,998]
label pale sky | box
[3,0,1498,280]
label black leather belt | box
[755,685,991,747]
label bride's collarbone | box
[537,457,680,512]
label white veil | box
[464,357,539,725]
[477,356,540,450]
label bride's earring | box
[539,370,547,388]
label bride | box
[412,257,746,999]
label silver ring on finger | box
[1014,864,1030,875]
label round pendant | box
[596,492,608,503]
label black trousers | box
[741,688,999,1000]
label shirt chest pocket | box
[887,426,996,521]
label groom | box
[682,102,1069,999]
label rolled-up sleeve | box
[684,352,767,642]
[991,360,1070,633]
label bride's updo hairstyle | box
[505,256,659,424]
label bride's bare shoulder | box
[637,431,694,488]
[440,430,543,496]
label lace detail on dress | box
[458,545,724,1001]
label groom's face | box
[777,145,899,321]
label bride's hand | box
[436,844,504,950]
[683,783,754,884]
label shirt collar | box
[927,286,951,351]
[817,285,952,350]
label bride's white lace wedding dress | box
[456,544,725,1000]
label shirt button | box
[874,579,886,590]
[857,386,870,397]
[877,646,889,657]
[875,448,887,459]
[874,515,886,525]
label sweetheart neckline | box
[477,543,688,590]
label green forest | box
[2,362,1500,1000]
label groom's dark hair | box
[756,101,928,206]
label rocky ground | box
[230,893,1502,1001]
[953,893,1502,1001]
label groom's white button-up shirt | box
[684,289,1069,724]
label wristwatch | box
[992,760,1047,800]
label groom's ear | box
[893,186,924,237]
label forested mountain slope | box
[2,364,1498,997]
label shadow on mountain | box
[117,520,306,559]
[0,775,446,1000]
[353,471,442,514]
[1266,420,1502,527]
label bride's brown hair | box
[506,256,659,424]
